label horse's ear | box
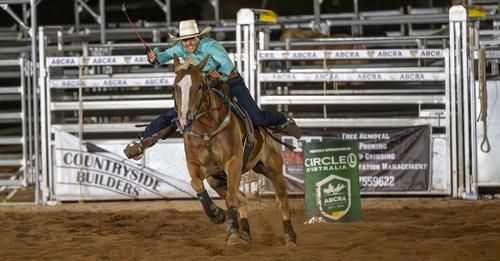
[197,56,209,71]
[173,54,180,66]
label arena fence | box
[31,6,495,203]
[237,8,475,196]
[0,58,38,203]
[255,48,450,195]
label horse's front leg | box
[223,158,250,254]
[187,162,225,224]
[207,176,251,242]
[224,158,242,233]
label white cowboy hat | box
[168,19,211,41]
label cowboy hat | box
[168,19,211,41]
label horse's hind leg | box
[253,161,297,247]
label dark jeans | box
[138,109,178,138]
[139,76,286,138]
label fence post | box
[236,8,277,101]
[236,9,255,98]
[38,26,49,204]
[449,5,477,199]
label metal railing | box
[8,5,495,202]
[0,58,37,203]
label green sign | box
[303,140,361,223]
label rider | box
[130,19,302,158]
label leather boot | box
[278,119,302,139]
[123,123,177,160]
[124,140,144,160]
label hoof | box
[285,232,297,248]
[209,207,226,225]
[224,233,250,255]
[240,231,252,243]
[285,240,297,248]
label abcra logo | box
[316,175,351,221]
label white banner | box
[49,77,175,88]
[259,72,446,82]
[258,49,446,60]
[53,130,196,201]
[47,56,150,67]
[47,54,238,67]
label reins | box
[188,84,232,143]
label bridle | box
[173,67,231,139]
[173,68,232,171]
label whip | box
[121,3,152,52]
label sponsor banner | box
[303,140,361,223]
[54,130,196,200]
[49,77,175,88]
[47,56,179,67]
[47,54,238,67]
[259,72,446,82]
[333,126,431,192]
[279,136,321,193]
[48,56,149,67]
[258,49,446,60]
[279,125,431,193]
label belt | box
[228,69,240,80]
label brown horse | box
[171,54,296,253]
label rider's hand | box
[147,49,157,65]
[208,70,221,79]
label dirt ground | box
[1,198,500,260]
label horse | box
[171,54,296,253]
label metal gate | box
[0,58,37,203]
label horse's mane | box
[173,56,231,97]
[174,56,196,73]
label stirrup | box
[278,119,302,139]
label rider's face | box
[181,37,200,52]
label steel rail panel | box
[0,112,23,120]
[49,77,175,88]
[50,100,175,111]
[294,118,443,128]
[0,59,20,66]
[0,87,21,93]
[52,123,147,133]
[259,95,445,105]
[0,136,23,145]
[0,180,25,187]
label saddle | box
[211,87,255,169]
[211,87,295,151]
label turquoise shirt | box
[153,37,235,80]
